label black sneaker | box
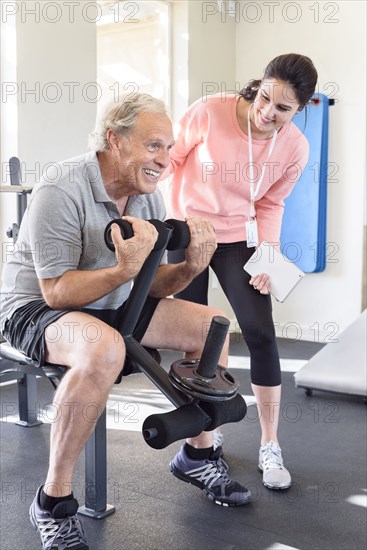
[29,486,89,549]
[169,445,251,507]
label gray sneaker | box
[258,441,292,490]
[169,445,251,507]
[29,486,89,549]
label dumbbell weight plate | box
[169,359,239,402]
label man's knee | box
[80,330,125,382]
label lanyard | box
[247,104,278,218]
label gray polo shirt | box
[0,151,166,331]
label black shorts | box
[2,297,160,373]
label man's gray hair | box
[88,93,170,152]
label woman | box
[165,53,318,490]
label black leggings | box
[168,242,281,387]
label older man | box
[1,94,251,550]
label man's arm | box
[40,218,158,309]
[148,217,216,298]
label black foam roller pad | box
[197,393,247,431]
[142,404,209,450]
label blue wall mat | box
[280,93,329,272]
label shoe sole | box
[258,465,292,490]
[169,463,251,507]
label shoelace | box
[38,515,87,549]
[262,444,283,470]
[187,460,230,489]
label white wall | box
[170,1,236,115]
[1,2,97,270]
[187,1,236,103]
[16,7,97,182]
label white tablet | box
[243,242,305,303]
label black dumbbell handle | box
[104,218,191,253]
[196,316,230,379]
[104,218,168,252]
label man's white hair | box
[88,93,169,152]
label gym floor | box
[1,336,366,550]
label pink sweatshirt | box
[165,94,309,245]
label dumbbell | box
[104,218,190,253]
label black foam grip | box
[104,218,169,252]
[198,393,247,431]
[164,219,191,251]
[142,404,208,450]
[104,219,133,252]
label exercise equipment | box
[104,217,191,252]
[103,217,247,449]
[1,166,247,518]
[169,316,239,401]
[2,156,32,243]
[280,94,332,273]
[294,310,367,398]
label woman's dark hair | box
[239,53,318,109]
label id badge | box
[246,219,258,248]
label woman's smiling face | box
[251,78,301,135]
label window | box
[97,1,170,114]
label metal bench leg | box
[78,409,115,519]
[16,374,42,427]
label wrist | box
[177,260,201,280]
[110,261,137,284]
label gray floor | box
[1,337,366,550]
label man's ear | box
[107,129,120,152]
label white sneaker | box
[258,441,292,490]
[212,429,224,450]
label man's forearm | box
[148,263,200,298]
[40,265,134,309]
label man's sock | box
[185,443,214,460]
[40,487,74,512]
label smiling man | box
[0,93,252,550]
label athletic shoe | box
[258,441,292,490]
[169,445,251,507]
[211,430,229,471]
[212,429,224,450]
[29,486,89,549]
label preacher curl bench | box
[0,200,247,518]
